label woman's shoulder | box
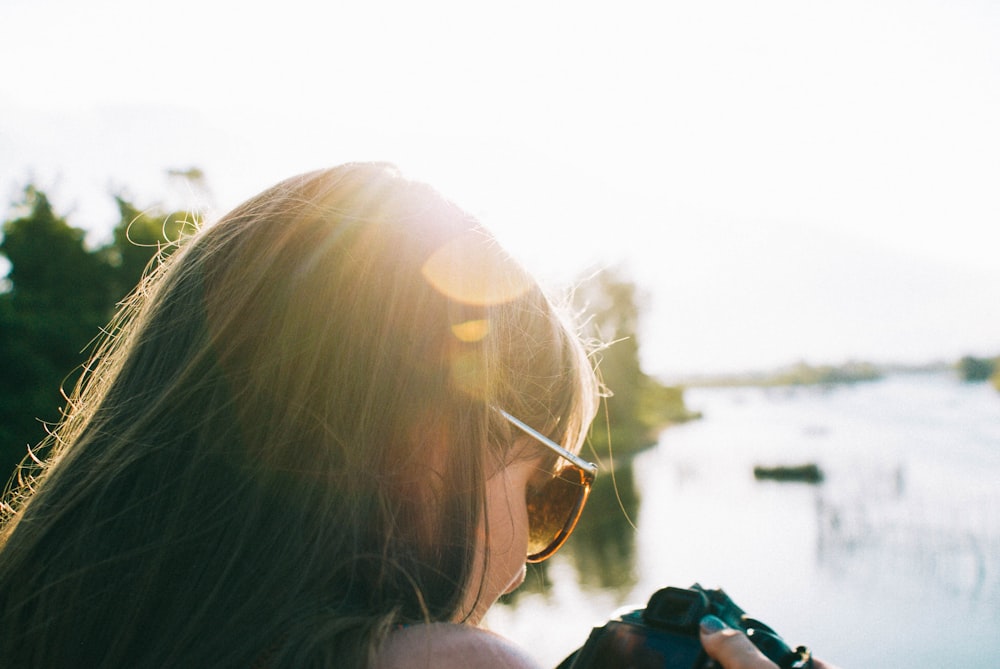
[375,623,542,669]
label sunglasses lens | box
[525,464,591,562]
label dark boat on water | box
[753,463,824,484]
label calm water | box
[485,372,1000,668]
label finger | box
[699,615,778,669]
[812,659,842,669]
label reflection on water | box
[564,464,640,591]
[487,373,1000,668]
[816,463,1000,609]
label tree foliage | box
[957,355,997,383]
[0,186,197,480]
[574,267,698,460]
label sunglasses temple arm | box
[497,410,598,476]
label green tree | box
[0,188,113,472]
[574,267,697,459]
[957,355,996,383]
[0,185,198,480]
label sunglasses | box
[498,409,598,563]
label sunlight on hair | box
[420,233,531,305]
[451,319,490,343]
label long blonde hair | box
[0,163,597,668]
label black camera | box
[556,584,813,669]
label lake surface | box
[485,372,1000,668]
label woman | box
[0,163,827,668]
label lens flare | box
[451,319,490,342]
[420,233,531,305]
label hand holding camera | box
[558,584,815,669]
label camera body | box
[558,584,812,669]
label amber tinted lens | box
[525,464,592,563]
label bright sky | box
[2,0,999,376]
